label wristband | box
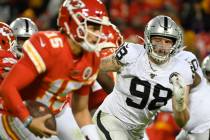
[23,116,33,128]
[81,124,100,140]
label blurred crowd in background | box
[0,0,210,62]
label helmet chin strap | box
[81,41,100,52]
[150,50,169,65]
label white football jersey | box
[99,42,194,129]
[175,51,210,133]
[176,51,207,93]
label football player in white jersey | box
[172,53,210,140]
[158,52,210,140]
[160,52,210,140]
[156,51,210,140]
[92,15,195,140]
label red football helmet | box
[57,0,110,52]
[99,24,123,58]
[0,22,16,51]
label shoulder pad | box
[176,50,201,75]
[115,42,145,65]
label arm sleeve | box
[0,52,39,122]
[22,33,53,74]
[23,40,46,74]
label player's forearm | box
[73,108,101,140]
[73,108,93,127]
[0,86,30,121]
[100,55,121,72]
[172,93,190,128]
[173,104,189,128]
[96,71,114,94]
[72,90,101,140]
[170,74,190,127]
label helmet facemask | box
[11,36,29,59]
[147,36,177,64]
[144,16,184,64]
[75,15,107,52]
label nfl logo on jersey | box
[150,73,156,79]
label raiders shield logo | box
[83,67,92,80]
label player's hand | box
[169,72,186,111]
[28,114,57,138]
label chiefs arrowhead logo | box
[83,67,92,80]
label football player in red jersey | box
[0,0,111,140]
[60,24,123,140]
[56,23,123,140]
[0,22,55,140]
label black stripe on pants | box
[209,129,210,140]
[97,110,112,140]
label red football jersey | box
[0,31,101,121]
